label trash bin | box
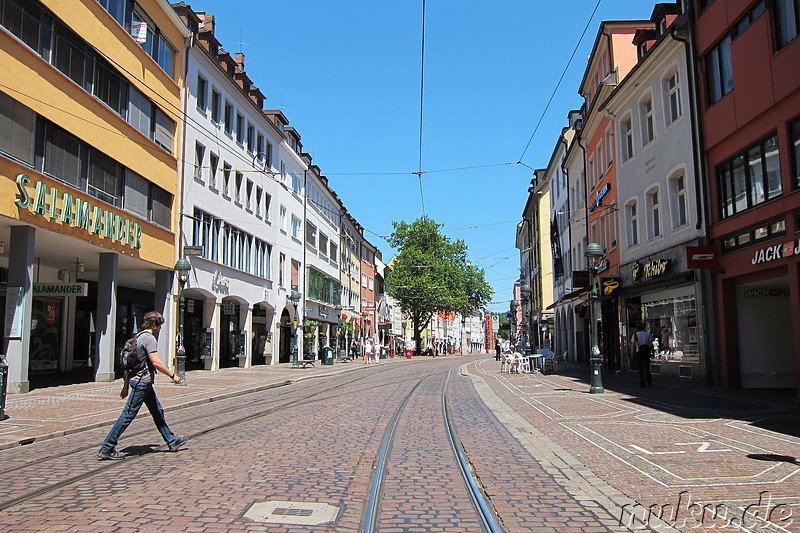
[379,347,388,359]
[0,355,8,420]
[322,346,334,365]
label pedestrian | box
[495,340,501,361]
[631,323,654,388]
[96,311,188,460]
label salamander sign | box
[14,174,143,249]
[33,283,89,297]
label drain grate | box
[244,500,339,526]
[273,507,314,517]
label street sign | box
[183,246,204,256]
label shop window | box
[642,294,699,362]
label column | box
[154,270,173,367]
[5,226,35,394]
[94,253,118,382]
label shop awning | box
[545,286,589,310]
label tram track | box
[361,368,505,533]
[0,365,399,512]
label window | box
[292,172,301,195]
[605,128,614,167]
[234,172,243,204]
[707,35,733,104]
[609,211,617,248]
[305,221,317,248]
[211,89,220,123]
[127,86,152,140]
[648,189,662,239]
[87,150,121,206]
[718,133,782,219]
[291,260,300,291]
[280,205,287,231]
[670,173,688,229]
[97,0,132,29]
[319,233,329,258]
[235,113,244,143]
[196,76,207,111]
[626,201,639,248]
[256,133,264,159]
[255,186,262,218]
[641,96,655,145]
[53,24,87,88]
[279,253,285,287]
[665,70,682,124]
[246,123,254,152]
[245,179,253,211]
[264,192,271,221]
[622,116,634,161]
[774,0,798,48]
[597,144,604,178]
[362,273,367,287]
[209,153,218,189]
[291,215,301,239]
[588,157,595,186]
[94,55,126,116]
[0,90,35,166]
[330,242,338,265]
[792,119,800,188]
[222,162,231,196]
[131,8,174,77]
[153,107,175,152]
[224,102,232,134]
[194,142,205,181]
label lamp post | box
[174,257,192,386]
[510,299,520,351]
[288,290,302,368]
[585,243,605,394]
[520,283,533,354]
[335,304,342,359]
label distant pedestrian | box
[96,311,188,460]
[631,323,654,389]
[495,340,501,361]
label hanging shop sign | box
[33,282,89,297]
[600,277,621,296]
[751,241,797,265]
[589,183,611,211]
[14,174,142,249]
[686,246,719,269]
[631,259,671,281]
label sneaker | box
[168,436,188,452]
[96,448,125,461]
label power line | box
[518,0,603,162]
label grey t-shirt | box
[131,331,158,384]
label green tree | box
[386,216,492,355]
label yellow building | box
[0,0,189,392]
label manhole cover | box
[244,500,339,525]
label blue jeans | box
[101,379,177,451]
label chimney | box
[235,53,245,74]
[198,13,215,35]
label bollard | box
[0,355,8,420]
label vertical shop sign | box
[46,301,59,325]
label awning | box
[545,286,589,310]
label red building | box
[694,0,800,389]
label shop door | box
[184,298,205,370]
[30,298,62,374]
[736,280,793,388]
[279,309,291,364]
[220,302,240,368]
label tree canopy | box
[386,216,492,352]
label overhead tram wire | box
[416,0,427,216]
[518,0,604,163]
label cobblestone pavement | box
[0,355,797,532]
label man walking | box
[631,323,654,388]
[97,311,188,460]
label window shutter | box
[0,91,35,166]
[128,86,152,139]
[150,185,172,228]
[153,107,174,151]
[44,125,82,188]
[124,169,149,218]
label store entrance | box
[736,279,793,388]
[183,297,206,370]
[219,301,241,368]
[279,309,292,364]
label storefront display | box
[640,287,699,364]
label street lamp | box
[288,290,302,368]
[174,257,192,386]
[520,284,533,354]
[335,304,343,360]
[510,299,520,350]
[585,242,605,394]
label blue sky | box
[203,0,654,313]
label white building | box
[174,8,305,368]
